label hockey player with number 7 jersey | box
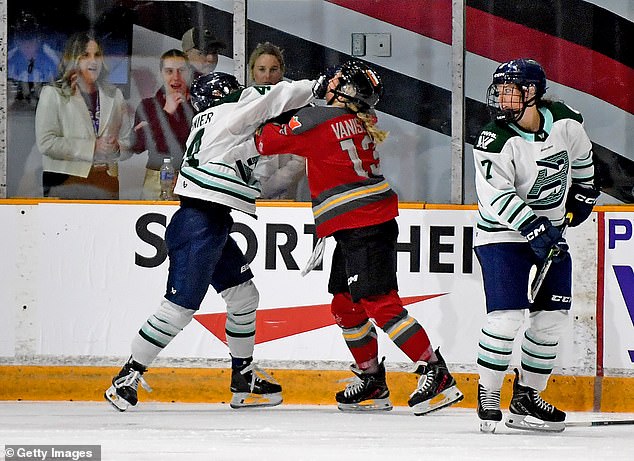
[473,58,599,433]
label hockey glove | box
[312,74,329,99]
[565,184,600,227]
[312,65,340,99]
[519,216,564,262]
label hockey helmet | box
[486,58,547,122]
[330,60,384,110]
[190,72,244,112]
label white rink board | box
[0,203,609,372]
[602,213,634,370]
[0,206,19,356]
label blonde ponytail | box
[354,109,389,145]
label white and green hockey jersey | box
[173,80,315,216]
[473,101,595,246]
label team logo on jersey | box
[289,116,302,131]
[476,131,497,150]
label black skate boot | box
[408,348,464,415]
[477,384,503,433]
[336,358,392,412]
[230,363,283,408]
[104,357,152,412]
[505,368,566,432]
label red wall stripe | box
[327,0,633,114]
[327,0,452,43]
[467,8,633,115]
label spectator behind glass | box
[181,27,227,81]
[249,42,309,201]
[35,31,132,200]
[7,11,60,109]
[132,49,195,200]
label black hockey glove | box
[520,216,566,262]
[565,184,600,227]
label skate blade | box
[479,420,499,433]
[505,414,565,433]
[411,386,464,416]
[337,398,393,412]
[230,392,283,409]
[104,386,132,412]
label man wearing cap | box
[181,27,227,79]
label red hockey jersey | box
[256,105,398,237]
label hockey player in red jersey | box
[256,60,463,415]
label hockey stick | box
[528,212,573,303]
[566,419,634,428]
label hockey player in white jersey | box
[105,72,316,411]
[473,59,599,432]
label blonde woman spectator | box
[249,42,309,201]
[36,31,132,199]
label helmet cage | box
[190,72,244,112]
[486,83,531,123]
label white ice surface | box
[1,402,634,461]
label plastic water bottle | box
[159,157,175,200]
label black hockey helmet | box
[190,72,244,112]
[486,58,547,122]
[330,60,384,111]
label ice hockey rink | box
[1,402,634,461]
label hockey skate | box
[505,369,566,432]
[230,363,283,409]
[336,358,392,412]
[104,358,152,412]
[408,348,464,416]
[477,384,503,433]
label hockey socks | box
[222,280,258,359]
[359,290,433,363]
[132,299,195,365]
[105,299,192,411]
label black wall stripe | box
[467,0,633,69]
